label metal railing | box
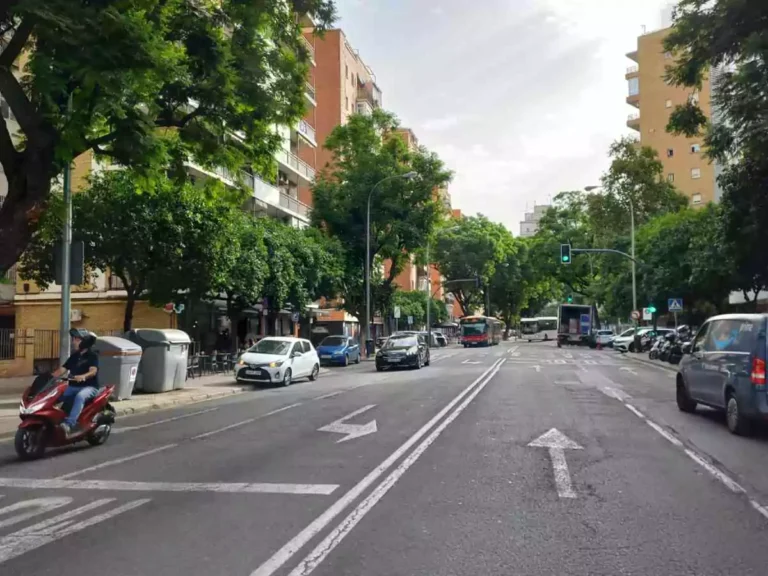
[301,36,315,61]
[275,149,315,181]
[0,328,24,360]
[278,193,311,218]
[626,65,638,74]
[3,264,16,283]
[627,112,640,121]
[305,82,316,102]
[298,119,316,144]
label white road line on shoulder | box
[0,478,339,495]
[55,444,178,480]
[645,420,683,447]
[683,449,745,493]
[624,403,645,419]
[112,407,220,434]
[750,500,768,520]
[250,358,505,576]
[285,358,506,576]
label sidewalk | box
[621,352,678,373]
[0,373,248,441]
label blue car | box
[317,336,361,366]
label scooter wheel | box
[86,424,112,446]
[15,426,46,461]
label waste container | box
[92,336,143,400]
[365,338,375,357]
[127,329,191,393]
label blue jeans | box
[61,386,98,427]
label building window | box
[345,96,349,111]
[691,168,701,179]
[345,64,348,79]
[666,148,674,158]
[692,193,702,204]
[691,143,701,153]
[628,77,639,96]
[665,99,672,108]
[667,173,675,183]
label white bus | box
[519,317,558,342]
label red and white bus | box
[460,315,503,347]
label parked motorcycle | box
[648,335,665,360]
[15,374,116,461]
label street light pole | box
[366,172,418,356]
[630,197,638,351]
[58,93,74,366]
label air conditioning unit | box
[70,309,83,322]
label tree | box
[391,290,447,330]
[19,170,239,331]
[311,109,452,337]
[0,0,336,272]
[431,215,508,316]
[664,0,768,308]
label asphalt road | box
[1,342,767,575]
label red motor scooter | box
[15,375,117,460]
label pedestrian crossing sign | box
[668,298,683,312]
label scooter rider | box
[51,328,99,436]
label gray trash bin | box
[127,329,192,393]
[92,337,143,400]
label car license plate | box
[388,358,401,363]
[245,369,259,375]
[321,355,331,359]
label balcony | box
[304,82,316,105]
[626,92,640,107]
[356,99,373,116]
[275,148,315,182]
[357,81,382,109]
[278,192,311,219]
[625,65,638,78]
[297,119,317,147]
[627,112,640,131]
[252,174,311,223]
[301,36,315,64]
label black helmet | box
[69,328,97,351]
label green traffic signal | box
[567,295,573,303]
[560,243,572,265]
[648,305,657,314]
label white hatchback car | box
[235,337,320,386]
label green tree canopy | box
[0,0,336,272]
[311,109,452,335]
[391,290,448,330]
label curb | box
[622,353,678,373]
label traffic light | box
[566,294,573,303]
[560,243,571,265]
[647,305,657,314]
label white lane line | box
[191,402,303,440]
[683,449,745,494]
[250,358,505,576]
[112,407,220,434]
[0,478,339,495]
[0,498,150,564]
[313,391,344,401]
[624,403,645,419]
[750,500,768,520]
[55,444,178,480]
[284,359,506,576]
[645,420,683,447]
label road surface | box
[0,342,767,575]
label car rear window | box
[707,319,758,353]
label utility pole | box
[58,93,73,365]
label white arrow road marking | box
[620,367,638,375]
[318,405,378,443]
[462,359,481,365]
[528,428,583,499]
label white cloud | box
[334,0,674,232]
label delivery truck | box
[557,304,597,347]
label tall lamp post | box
[585,185,637,349]
[366,171,418,356]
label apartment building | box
[625,27,718,206]
[519,204,549,237]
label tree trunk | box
[0,147,57,273]
[226,295,242,354]
[123,290,136,333]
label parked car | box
[316,335,361,366]
[375,333,430,371]
[434,332,448,347]
[676,313,768,435]
[614,328,674,352]
[235,337,320,386]
[595,330,615,347]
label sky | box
[333,0,676,234]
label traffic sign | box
[668,298,683,312]
[631,310,640,320]
[407,316,413,325]
[642,308,653,321]
[394,306,401,319]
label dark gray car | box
[676,313,768,435]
